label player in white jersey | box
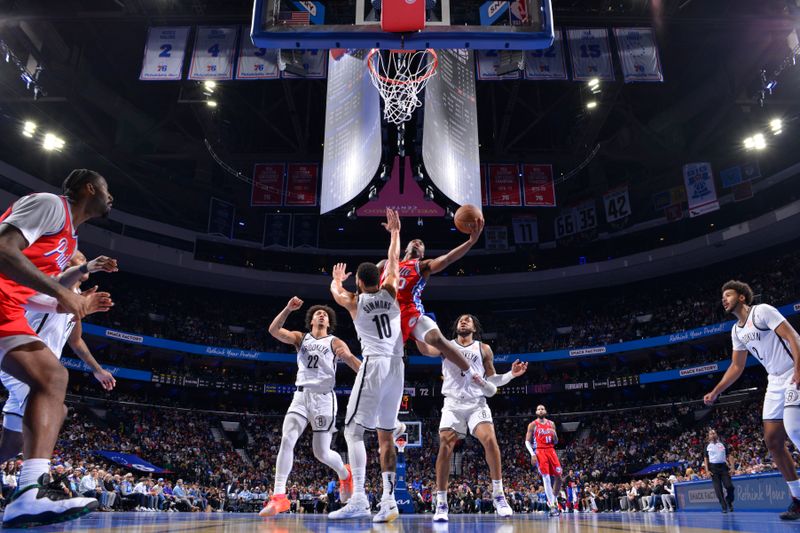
[329,208,404,523]
[260,298,361,517]
[416,314,527,521]
[704,280,800,520]
[0,251,116,465]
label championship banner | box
[683,162,719,217]
[207,197,235,238]
[480,165,488,206]
[285,163,319,206]
[484,226,508,250]
[488,164,522,206]
[603,186,631,222]
[281,49,328,79]
[263,213,292,247]
[251,163,285,206]
[524,28,568,80]
[512,216,538,244]
[139,27,190,81]
[566,28,615,81]
[522,164,556,206]
[292,213,319,247]
[476,50,522,80]
[188,26,238,80]
[613,27,664,83]
[236,27,279,79]
[94,451,168,473]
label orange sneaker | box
[259,494,290,517]
[340,464,354,503]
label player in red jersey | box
[526,405,563,516]
[0,169,115,528]
[378,220,496,396]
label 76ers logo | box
[43,238,72,271]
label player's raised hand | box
[94,368,117,391]
[87,256,119,273]
[703,391,719,406]
[286,296,303,311]
[511,359,528,377]
[332,262,352,282]
[467,216,485,243]
[382,208,401,233]
[73,286,114,316]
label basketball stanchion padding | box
[381,0,426,33]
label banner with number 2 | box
[139,27,190,81]
[189,26,238,80]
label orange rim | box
[366,48,438,86]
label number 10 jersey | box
[355,289,403,358]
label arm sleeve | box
[0,194,65,246]
[755,304,787,331]
[525,440,535,456]
[487,371,514,387]
[731,327,746,351]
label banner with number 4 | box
[189,26,238,80]
[140,27,190,81]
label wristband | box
[79,263,90,274]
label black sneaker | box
[780,497,800,520]
[2,479,98,528]
[721,507,728,514]
[728,503,734,512]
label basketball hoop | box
[395,436,407,453]
[367,48,438,125]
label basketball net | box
[395,436,407,453]
[367,48,438,125]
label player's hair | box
[305,305,336,334]
[356,262,381,288]
[721,280,754,305]
[62,169,103,199]
[451,314,483,340]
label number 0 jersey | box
[354,289,403,358]
[296,333,337,390]
[731,304,794,377]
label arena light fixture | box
[22,121,36,138]
[346,207,357,220]
[42,133,65,151]
[752,133,766,150]
[586,101,598,109]
[743,136,755,150]
[206,100,218,108]
[770,118,783,135]
[203,80,217,92]
[588,78,601,94]
[424,186,434,201]
[368,185,379,201]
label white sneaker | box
[373,498,399,523]
[329,495,370,520]
[393,422,407,439]
[433,501,449,522]
[493,494,513,517]
[2,483,99,528]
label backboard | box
[251,0,554,50]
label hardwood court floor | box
[6,511,796,532]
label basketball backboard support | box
[251,0,554,50]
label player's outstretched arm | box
[380,208,401,297]
[703,350,747,405]
[484,343,528,387]
[414,339,441,357]
[525,423,537,464]
[330,263,358,317]
[332,338,361,373]
[423,217,484,276]
[68,320,116,391]
[59,255,119,288]
[268,297,305,348]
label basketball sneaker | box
[373,498,399,523]
[340,464,354,503]
[393,422,407,439]
[780,497,800,520]
[2,477,99,528]
[329,494,370,519]
[548,505,561,517]
[493,494,513,517]
[433,501,449,522]
[259,493,290,517]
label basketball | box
[454,204,483,234]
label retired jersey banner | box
[683,162,719,217]
[189,26,238,80]
[613,28,664,83]
[480,165,488,206]
[139,27,190,81]
[286,163,319,206]
[263,213,292,247]
[512,216,538,244]
[567,28,615,81]
[236,27,279,79]
[522,164,556,206]
[524,29,568,80]
[603,186,631,222]
[476,50,522,81]
[251,163,285,206]
[281,49,327,79]
[488,164,522,206]
[208,197,235,238]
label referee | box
[704,429,735,513]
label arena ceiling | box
[0,0,798,245]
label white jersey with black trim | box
[296,333,338,390]
[441,339,486,400]
[731,304,794,377]
[24,288,80,359]
[354,289,403,358]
